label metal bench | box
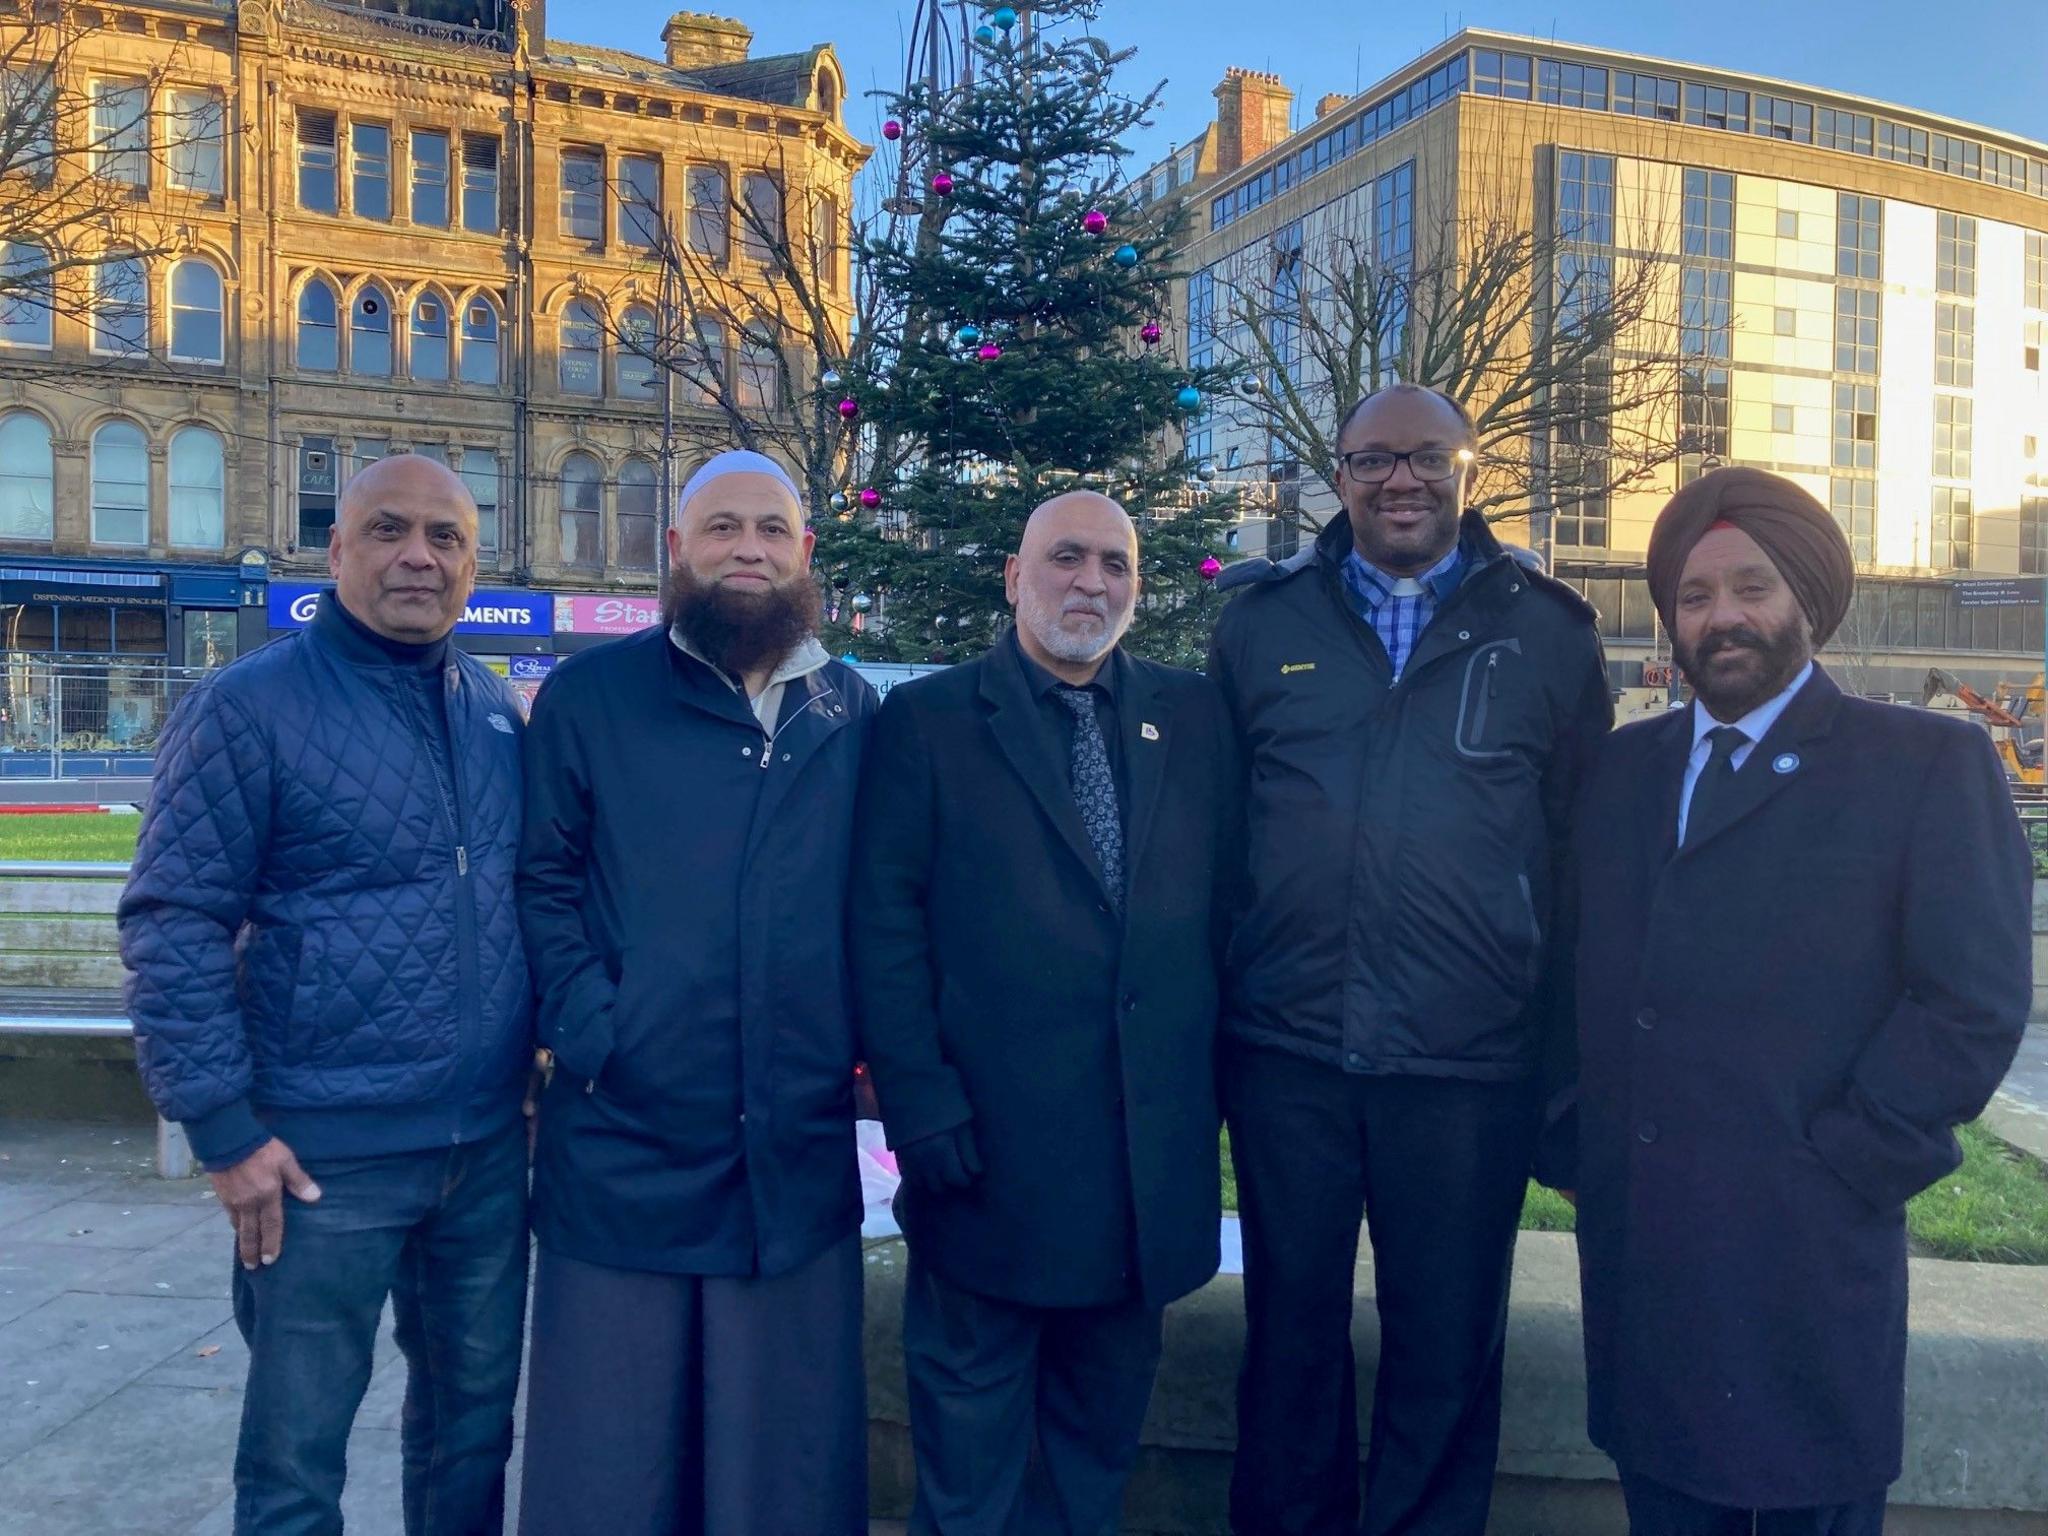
[0,860,192,1177]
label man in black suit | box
[851,490,1237,1536]
[1559,468,2030,1535]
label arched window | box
[297,278,338,371]
[410,293,449,381]
[686,318,726,405]
[90,419,149,546]
[0,243,53,348]
[0,412,54,540]
[351,285,393,376]
[460,296,500,386]
[559,452,602,568]
[617,304,658,399]
[168,258,224,364]
[92,254,147,356]
[737,326,779,412]
[816,71,839,118]
[560,300,601,395]
[618,459,658,571]
[168,426,225,549]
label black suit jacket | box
[850,633,1239,1310]
[1569,665,2030,1506]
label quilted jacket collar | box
[310,590,452,673]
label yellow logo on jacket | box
[1281,662,1316,675]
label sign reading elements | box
[1953,578,2047,610]
[267,583,553,637]
[554,593,662,635]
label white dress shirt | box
[1676,660,1813,842]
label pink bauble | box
[882,119,902,141]
[977,343,1002,361]
[837,398,859,420]
[859,487,882,509]
[931,171,955,196]
[1200,556,1223,582]
[1140,321,1162,345]
[1083,209,1108,234]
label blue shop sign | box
[268,582,552,637]
[508,654,558,680]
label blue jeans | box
[231,1121,529,1536]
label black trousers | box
[517,1236,867,1536]
[1222,1042,1540,1536]
[903,1252,1165,1536]
[1621,1472,1888,1536]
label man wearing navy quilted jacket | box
[120,453,532,1536]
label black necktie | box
[1684,725,1748,846]
[1054,686,1124,911]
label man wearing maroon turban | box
[1552,468,2031,1535]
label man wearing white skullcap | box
[517,449,878,1535]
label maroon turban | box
[1644,467,1854,645]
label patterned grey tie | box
[1054,685,1124,912]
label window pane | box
[298,107,337,213]
[298,436,337,548]
[742,174,782,262]
[618,307,658,399]
[460,299,498,385]
[559,453,602,567]
[411,295,448,381]
[411,130,449,227]
[93,256,147,355]
[93,80,148,187]
[0,242,53,347]
[168,427,224,548]
[560,301,601,395]
[170,260,223,363]
[617,460,657,570]
[0,412,55,540]
[91,422,149,546]
[167,89,225,195]
[620,155,661,249]
[352,121,390,220]
[462,134,499,234]
[352,288,392,375]
[688,167,729,260]
[561,149,602,240]
[461,454,499,556]
[298,280,338,370]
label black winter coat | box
[1207,511,1611,1079]
[849,635,1238,1310]
[1568,666,2030,1506]
[518,628,877,1277]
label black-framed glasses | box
[1337,448,1468,484]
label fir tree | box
[816,1,1236,669]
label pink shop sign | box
[554,594,662,635]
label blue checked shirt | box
[1340,543,1467,680]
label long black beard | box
[1675,619,1810,720]
[663,566,822,681]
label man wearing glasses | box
[1207,383,1612,1535]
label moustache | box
[1696,628,1765,660]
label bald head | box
[1006,489,1141,680]
[330,453,480,644]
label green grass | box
[1219,1119,2048,1265]
[0,814,139,863]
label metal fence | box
[0,662,210,781]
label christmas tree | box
[817,1,1236,668]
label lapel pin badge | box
[1141,722,1160,741]
[1772,752,1799,775]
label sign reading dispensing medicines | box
[267,582,553,638]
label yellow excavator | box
[1921,670,2046,785]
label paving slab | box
[0,1240,128,1329]
[82,1220,234,1303]
[0,1382,241,1536]
[0,1197,215,1251]
[0,1290,227,1462]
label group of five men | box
[120,382,2029,1536]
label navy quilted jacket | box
[119,595,533,1170]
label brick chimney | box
[1315,92,1348,121]
[662,12,752,69]
[1212,67,1294,175]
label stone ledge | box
[861,1233,2048,1534]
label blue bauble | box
[1113,243,1140,268]
[975,23,996,43]
[992,6,1018,30]
[957,323,981,345]
[1176,386,1202,411]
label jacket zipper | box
[404,667,481,1134]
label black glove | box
[894,1122,983,1194]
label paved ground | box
[2002,1023,2048,1113]
[0,1116,909,1536]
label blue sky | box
[566,1,2048,181]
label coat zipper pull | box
[456,845,469,875]
[759,736,772,771]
